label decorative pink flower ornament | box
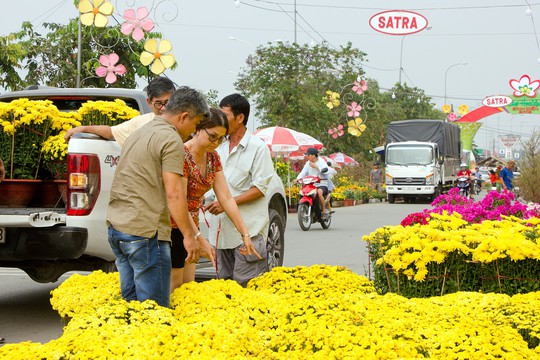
[509,74,540,98]
[346,102,362,117]
[352,80,368,95]
[96,53,127,84]
[121,7,155,41]
[328,124,344,139]
[447,112,458,122]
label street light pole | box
[228,36,253,48]
[444,61,468,105]
[398,36,405,84]
[294,0,297,44]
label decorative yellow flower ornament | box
[324,91,340,109]
[140,39,176,75]
[442,104,451,114]
[78,0,114,27]
[347,117,366,136]
[458,104,469,116]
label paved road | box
[0,200,427,345]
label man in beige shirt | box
[64,77,175,145]
[107,86,212,307]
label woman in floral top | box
[170,108,257,291]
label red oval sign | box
[369,10,428,36]
[482,95,513,108]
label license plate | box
[0,227,5,244]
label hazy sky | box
[2,0,539,153]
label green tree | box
[0,33,26,90]
[236,41,366,137]
[518,131,540,202]
[235,41,443,160]
[1,17,172,91]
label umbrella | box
[254,126,324,154]
[329,152,359,167]
[254,126,324,207]
[320,156,339,168]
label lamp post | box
[398,27,431,85]
[398,36,405,84]
[444,62,468,105]
[228,36,253,48]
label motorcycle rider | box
[473,166,483,193]
[456,163,473,197]
[295,148,329,218]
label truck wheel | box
[267,209,284,270]
[388,194,395,204]
[297,203,312,231]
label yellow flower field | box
[0,265,539,359]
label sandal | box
[0,337,5,343]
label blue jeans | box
[108,226,171,307]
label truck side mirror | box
[438,157,444,165]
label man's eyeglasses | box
[152,99,168,109]
[203,128,225,144]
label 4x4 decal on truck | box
[104,155,120,167]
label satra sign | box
[369,10,428,36]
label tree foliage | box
[518,131,540,202]
[235,41,444,160]
[1,17,171,91]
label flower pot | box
[343,199,355,206]
[30,180,65,208]
[0,179,41,208]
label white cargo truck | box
[384,119,461,203]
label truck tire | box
[267,209,284,270]
[388,194,396,204]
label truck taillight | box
[67,154,101,216]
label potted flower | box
[41,99,139,180]
[0,99,62,206]
[0,98,139,207]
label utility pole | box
[76,18,82,88]
[294,0,297,43]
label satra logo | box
[369,10,428,35]
[104,155,120,167]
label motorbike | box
[457,176,471,198]
[473,179,482,195]
[296,175,332,231]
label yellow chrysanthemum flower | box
[347,117,366,136]
[140,39,176,75]
[458,104,469,115]
[442,104,452,113]
[78,0,114,28]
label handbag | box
[243,234,267,262]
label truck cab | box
[384,120,461,204]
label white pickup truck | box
[0,88,287,283]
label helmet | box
[460,163,467,167]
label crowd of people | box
[64,77,273,307]
[458,161,516,196]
